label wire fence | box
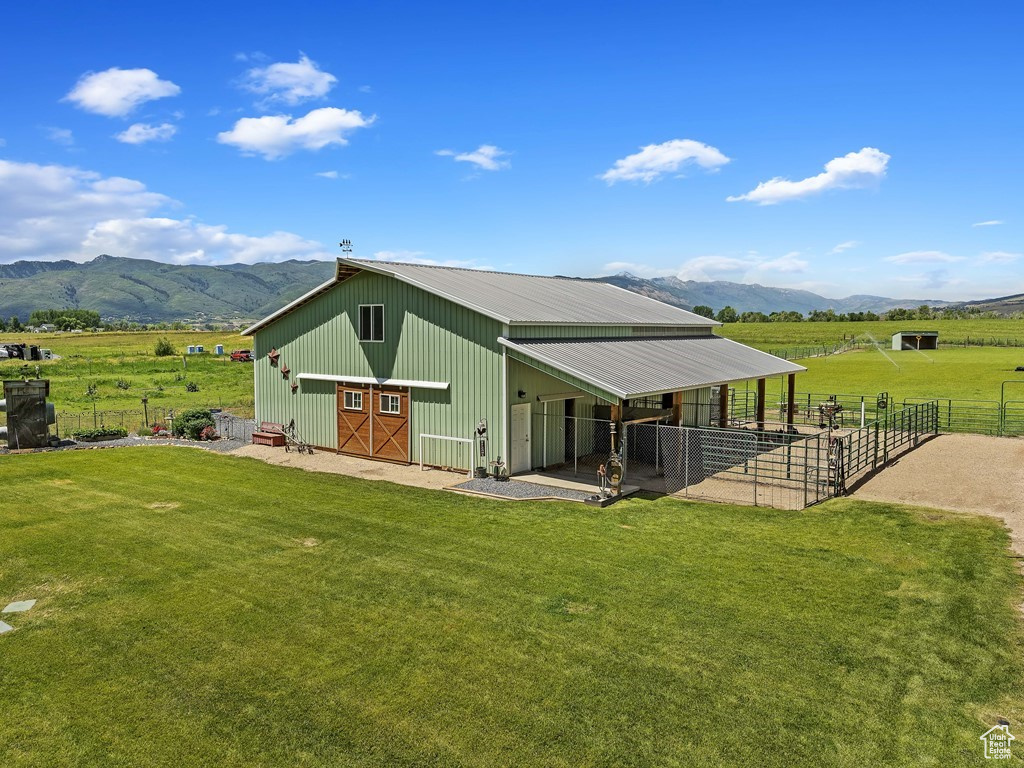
[52,406,254,442]
[616,400,939,509]
[531,413,613,479]
[622,422,832,509]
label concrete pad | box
[517,472,640,496]
[3,599,36,613]
[0,620,13,634]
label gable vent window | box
[358,304,385,342]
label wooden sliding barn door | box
[337,384,372,457]
[371,386,410,463]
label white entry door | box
[510,403,532,474]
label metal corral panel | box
[251,270,504,464]
[500,336,805,400]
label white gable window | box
[343,391,363,410]
[358,304,384,342]
[380,393,400,414]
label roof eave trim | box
[508,320,718,327]
[295,373,449,390]
[499,337,629,400]
[241,275,338,336]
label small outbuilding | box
[891,331,938,351]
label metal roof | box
[243,258,719,334]
[500,335,805,399]
[345,259,718,325]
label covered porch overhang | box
[500,335,806,429]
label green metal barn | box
[242,258,804,475]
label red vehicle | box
[230,349,253,362]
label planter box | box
[73,434,125,443]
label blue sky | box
[0,1,1021,300]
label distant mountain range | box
[0,254,990,323]
[574,273,956,316]
[955,292,1024,315]
[0,255,335,323]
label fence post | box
[684,428,690,496]
[752,434,758,506]
[873,421,879,468]
[803,438,809,507]
[573,420,578,477]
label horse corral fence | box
[533,399,939,510]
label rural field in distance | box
[2,320,1022,421]
[0,331,252,419]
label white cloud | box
[316,170,339,179]
[758,251,808,273]
[978,251,1021,264]
[601,139,730,184]
[0,158,330,265]
[65,67,181,117]
[972,220,1003,227]
[436,144,510,171]
[727,147,889,205]
[885,250,964,265]
[602,251,807,282]
[45,127,74,146]
[115,122,177,144]
[217,107,375,160]
[83,218,329,265]
[828,240,859,255]
[369,250,480,268]
[242,54,337,107]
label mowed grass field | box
[742,346,1024,404]
[0,331,254,418]
[1,448,1022,766]
[720,317,1024,349]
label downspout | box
[500,329,509,465]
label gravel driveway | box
[851,433,1024,554]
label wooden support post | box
[756,378,766,431]
[610,402,621,452]
[718,384,729,426]
[787,373,796,428]
[672,391,683,426]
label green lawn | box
[0,331,254,418]
[1,449,1021,766]
[753,346,1024,403]
[721,318,1024,350]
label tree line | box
[690,304,1008,323]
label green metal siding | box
[252,271,503,467]
[507,357,606,468]
[508,324,712,339]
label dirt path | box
[230,444,467,491]
[851,434,1024,554]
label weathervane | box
[339,239,353,255]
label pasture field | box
[747,346,1024,404]
[721,317,1024,349]
[0,331,253,418]
[1,448,1021,766]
